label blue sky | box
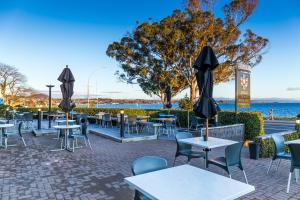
[0,0,300,100]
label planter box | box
[200,124,245,141]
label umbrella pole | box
[187,110,189,133]
[205,118,208,141]
[66,112,69,127]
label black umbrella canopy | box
[193,46,219,119]
[165,85,172,109]
[58,65,76,113]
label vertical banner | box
[236,68,251,108]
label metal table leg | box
[204,148,211,168]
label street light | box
[46,84,55,128]
[120,110,125,138]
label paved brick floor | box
[0,131,300,200]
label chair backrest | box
[175,132,193,152]
[18,122,23,137]
[103,114,111,121]
[132,156,168,176]
[225,142,243,166]
[81,122,88,137]
[272,134,285,155]
[288,144,300,171]
[128,116,137,125]
[23,113,33,121]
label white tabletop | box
[152,118,175,121]
[285,139,300,145]
[179,137,237,149]
[125,165,254,200]
[0,124,14,128]
[56,119,76,123]
[53,125,80,129]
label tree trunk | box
[160,92,167,109]
[190,80,197,104]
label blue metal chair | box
[68,119,92,152]
[267,134,291,174]
[3,122,26,149]
[287,143,300,193]
[207,142,248,184]
[132,156,168,200]
[173,132,205,166]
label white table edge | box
[124,165,255,200]
[178,137,238,149]
[124,178,157,200]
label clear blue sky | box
[0,0,300,100]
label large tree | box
[0,63,27,106]
[107,0,268,104]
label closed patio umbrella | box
[165,85,172,109]
[193,46,219,141]
[57,65,76,126]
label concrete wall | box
[201,124,245,141]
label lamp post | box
[37,108,42,130]
[120,110,125,138]
[46,84,54,128]
[5,108,9,121]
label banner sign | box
[236,69,251,108]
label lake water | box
[96,103,300,117]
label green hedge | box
[0,105,11,118]
[254,131,300,158]
[218,111,264,140]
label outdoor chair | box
[68,119,92,152]
[132,156,168,200]
[190,116,202,130]
[125,116,138,134]
[2,122,26,149]
[207,142,248,184]
[173,132,205,166]
[286,143,300,193]
[23,112,33,129]
[267,134,291,174]
[102,113,112,128]
[163,118,176,137]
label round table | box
[55,119,76,124]
[0,124,14,147]
[53,125,80,152]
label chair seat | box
[2,132,19,137]
[276,152,291,160]
[207,157,227,168]
[178,150,205,158]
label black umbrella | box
[165,85,172,109]
[57,65,76,125]
[193,46,220,141]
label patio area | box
[0,131,300,200]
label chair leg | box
[21,137,26,147]
[60,139,63,149]
[173,157,177,167]
[72,140,75,152]
[243,170,249,184]
[229,174,232,179]
[267,160,273,174]
[276,159,281,171]
[4,138,7,149]
[287,172,292,193]
[87,139,93,151]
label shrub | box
[178,95,193,111]
[218,111,264,140]
[254,131,300,158]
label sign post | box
[235,67,251,118]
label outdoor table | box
[125,164,255,200]
[152,118,175,123]
[53,125,80,152]
[179,136,237,167]
[0,124,14,147]
[55,119,76,124]
[285,139,300,183]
